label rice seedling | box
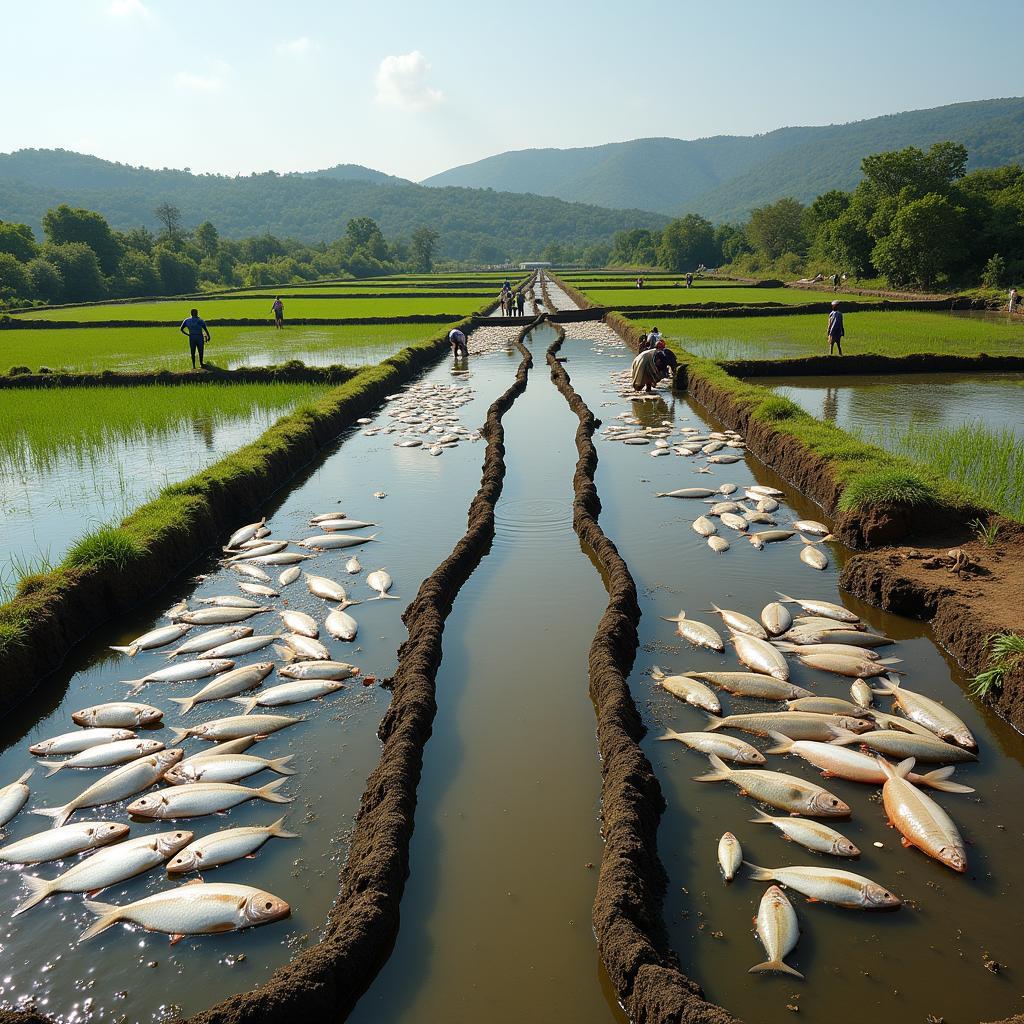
[971,632,1024,697]
[970,517,1003,546]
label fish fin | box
[12,874,54,917]
[268,755,296,776]
[273,644,298,664]
[658,614,685,623]
[748,809,777,824]
[873,677,899,694]
[800,535,821,546]
[268,815,299,839]
[109,645,139,656]
[826,725,859,746]
[764,731,794,755]
[650,666,666,681]
[693,753,731,783]
[14,769,33,785]
[656,729,684,743]
[79,900,122,940]
[703,714,724,732]
[229,696,260,716]
[167,697,195,716]
[38,761,64,778]
[775,592,796,604]
[169,727,191,745]
[30,806,71,829]
[748,960,804,979]
[375,594,401,600]
[742,861,774,881]
[169,933,186,945]
[919,767,974,794]
[257,778,292,804]
[879,657,903,666]
[367,533,379,541]
[896,757,916,778]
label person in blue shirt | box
[827,300,844,355]
[180,308,211,368]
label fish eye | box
[265,902,273,910]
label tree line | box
[609,142,1024,290]
[0,204,440,308]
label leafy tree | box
[40,241,105,301]
[42,204,121,275]
[581,242,611,267]
[870,193,963,288]
[194,220,219,257]
[154,203,184,243]
[152,246,199,294]
[861,141,967,200]
[746,198,807,260]
[117,250,161,296]
[119,225,155,254]
[410,226,440,272]
[656,214,719,271]
[715,223,750,263]
[344,217,388,261]
[0,221,38,262]
[0,252,31,302]
[982,253,1006,289]
[26,258,63,303]
[610,228,659,266]
[814,209,874,277]
[240,234,285,263]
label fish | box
[279,566,301,586]
[367,569,399,600]
[279,660,360,681]
[760,602,793,637]
[231,563,271,582]
[778,642,883,662]
[732,634,790,680]
[0,770,34,828]
[775,593,859,623]
[276,634,331,661]
[749,808,859,857]
[793,652,902,679]
[718,832,742,882]
[684,670,811,701]
[748,530,796,545]
[29,728,135,756]
[231,679,348,715]
[169,715,300,744]
[317,519,377,531]
[202,634,281,659]
[110,623,190,657]
[814,630,894,648]
[830,727,978,764]
[325,607,359,642]
[310,512,347,523]
[656,729,766,764]
[785,696,870,716]
[660,612,724,652]
[279,609,319,638]
[165,753,296,785]
[80,881,291,942]
[718,483,738,495]
[747,485,784,498]
[623,438,649,445]
[167,627,254,657]
[744,862,900,909]
[296,534,379,551]
[799,543,828,570]
[226,541,288,560]
[196,595,265,609]
[239,551,315,565]
[31,750,183,829]
[38,739,165,776]
[0,821,129,865]
[166,818,298,873]
[874,680,976,749]
[863,708,943,739]
[879,758,967,871]
[654,488,716,498]
[126,779,291,819]
[750,885,802,978]
[719,512,749,532]
[167,663,275,715]
[792,519,829,536]
[72,703,163,729]
[694,754,850,816]
[345,557,362,575]
[177,738,257,769]
[743,511,777,525]
[756,497,779,513]
[767,732,973,793]
[706,711,871,741]
[850,679,876,708]
[123,658,236,696]
[304,573,358,607]
[707,454,742,464]
[706,501,742,516]
[226,518,267,550]
[710,604,767,639]
[175,607,270,625]
[651,667,720,713]
[14,830,193,916]
[707,536,730,553]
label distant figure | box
[271,296,284,328]
[448,327,468,359]
[1009,287,1019,314]
[180,308,210,369]
[827,300,844,356]
[637,332,650,352]
[832,272,841,292]
[499,293,509,317]
[515,290,525,316]
[503,278,511,291]
[686,272,693,288]
[648,325,662,347]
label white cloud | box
[375,51,442,112]
[277,36,319,56]
[174,62,229,93]
[107,0,154,20]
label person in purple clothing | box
[180,308,210,368]
[827,300,844,355]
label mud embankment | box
[545,326,739,1024]
[612,297,980,318]
[0,363,360,389]
[0,314,467,330]
[722,352,1024,377]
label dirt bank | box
[546,327,739,1024]
[0,313,466,330]
[721,352,1024,377]
[0,363,359,389]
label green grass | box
[972,632,1024,697]
[12,295,484,322]
[65,527,144,571]
[0,322,448,372]
[580,284,876,307]
[636,310,1024,360]
[0,381,328,475]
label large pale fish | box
[654,488,716,498]
[683,670,811,701]
[850,679,876,708]
[110,623,190,657]
[231,679,347,715]
[775,593,859,623]
[166,818,297,873]
[660,612,723,652]
[31,750,183,828]
[692,516,717,537]
[344,557,362,575]
[0,821,129,865]
[325,607,359,642]
[830,727,978,764]
[863,709,940,739]
[279,566,301,586]
[317,519,377,532]
[175,607,269,625]
[14,830,192,916]
[710,604,767,639]
[202,634,281,659]
[747,485,784,498]
[706,711,870,741]
[750,885,802,978]
[718,832,742,882]
[169,715,300,744]
[874,680,976,749]
[165,753,295,785]
[225,541,287,560]
[178,737,256,767]
[748,530,795,545]
[231,563,271,582]
[239,551,315,565]
[651,667,720,713]
[707,537,730,553]
[815,629,894,648]
[0,770,34,828]
[793,519,830,536]
[279,660,360,681]
[167,626,254,658]
[72,703,163,729]
[30,728,135,756]
[310,512,347,523]
[279,609,319,638]
[367,569,399,600]
[760,602,793,637]
[693,754,850,816]
[123,658,235,695]
[296,533,378,551]
[799,543,828,570]
[744,863,901,909]
[226,518,267,550]
[719,512,749,533]
[732,634,789,680]
[305,574,358,606]
[793,651,901,679]
[656,729,765,764]
[167,663,275,715]
[749,809,859,857]
[39,738,165,776]
[777,642,882,661]
[80,881,290,942]
[126,778,291,819]
[785,696,871,716]
[196,596,264,609]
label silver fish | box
[706,711,871,741]
[296,533,379,550]
[279,565,301,586]
[749,809,859,857]
[732,634,789,680]
[226,518,267,550]
[168,663,275,715]
[317,519,377,531]
[694,754,849,816]
[231,679,347,715]
[29,728,135,756]
[874,680,976,748]
[169,715,300,744]
[760,602,793,637]
[231,563,271,582]
[126,778,291,819]
[38,739,165,776]
[72,703,163,729]
[325,607,358,641]
[0,770,34,828]
[202,634,281,659]
[305,573,357,605]
[345,557,362,575]
[110,623,190,656]
[279,609,319,638]
[123,658,235,695]
[718,831,742,882]
[750,885,802,978]
[830,727,978,764]
[279,660,359,680]
[367,569,399,600]
[0,821,129,865]
[744,863,901,909]
[793,519,829,536]
[719,512,749,532]
[800,543,828,570]
[684,670,811,701]
[656,729,765,764]
[175,606,269,625]
[166,818,297,873]
[240,551,315,565]
[775,593,859,623]
[196,595,264,609]
[654,488,716,498]
[710,604,767,639]
[167,626,254,657]
[165,753,295,785]
[651,667,720,713]
[707,536,729,553]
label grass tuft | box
[837,470,936,511]
[971,632,1024,697]
[64,526,145,571]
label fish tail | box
[775,592,796,604]
[38,761,65,778]
[703,714,724,732]
[650,666,666,681]
[268,816,299,839]
[693,753,731,783]
[79,899,122,940]
[919,767,974,794]
[367,533,379,541]
[109,645,139,656]
[167,697,195,716]
[748,960,804,979]
[376,593,400,600]
[826,724,860,746]
[169,727,192,745]
[895,756,915,778]
[269,755,297,776]
[12,874,54,917]
[764,731,794,755]
[122,680,146,695]
[229,696,260,716]
[873,678,899,695]
[15,769,33,785]
[257,778,292,804]
[29,805,71,829]
[743,861,774,881]
[748,809,776,824]
[655,729,683,743]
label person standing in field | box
[516,290,525,316]
[832,272,841,292]
[686,272,693,288]
[1009,287,1019,314]
[827,300,844,355]
[271,296,284,328]
[180,308,210,369]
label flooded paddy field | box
[578,284,875,308]
[560,327,1024,1024]
[0,338,523,1022]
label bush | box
[981,253,1006,290]
[7,365,31,376]
[753,395,803,421]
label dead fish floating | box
[745,863,901,910]
[656,728,766,764]
[660,612,724,652]
[297,533,379,551]
[718,832,742,882]
[655,488,716,499]
[874,679,976,749]
[750,885,802,978]
[651,666,720,713]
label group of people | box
[499,279,525,317]
[630,325,678,393]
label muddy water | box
[562,329,1024,1024]
[0,340,523,1022]
[765,371,1024,443]
[350,324,626,1024]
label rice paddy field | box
[579,285,878,307]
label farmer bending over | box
[180,308,211,369]
[448,327,468,360]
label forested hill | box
[0,150,666,261]
[422,98,1024,220]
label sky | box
[1,0,1021,181]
